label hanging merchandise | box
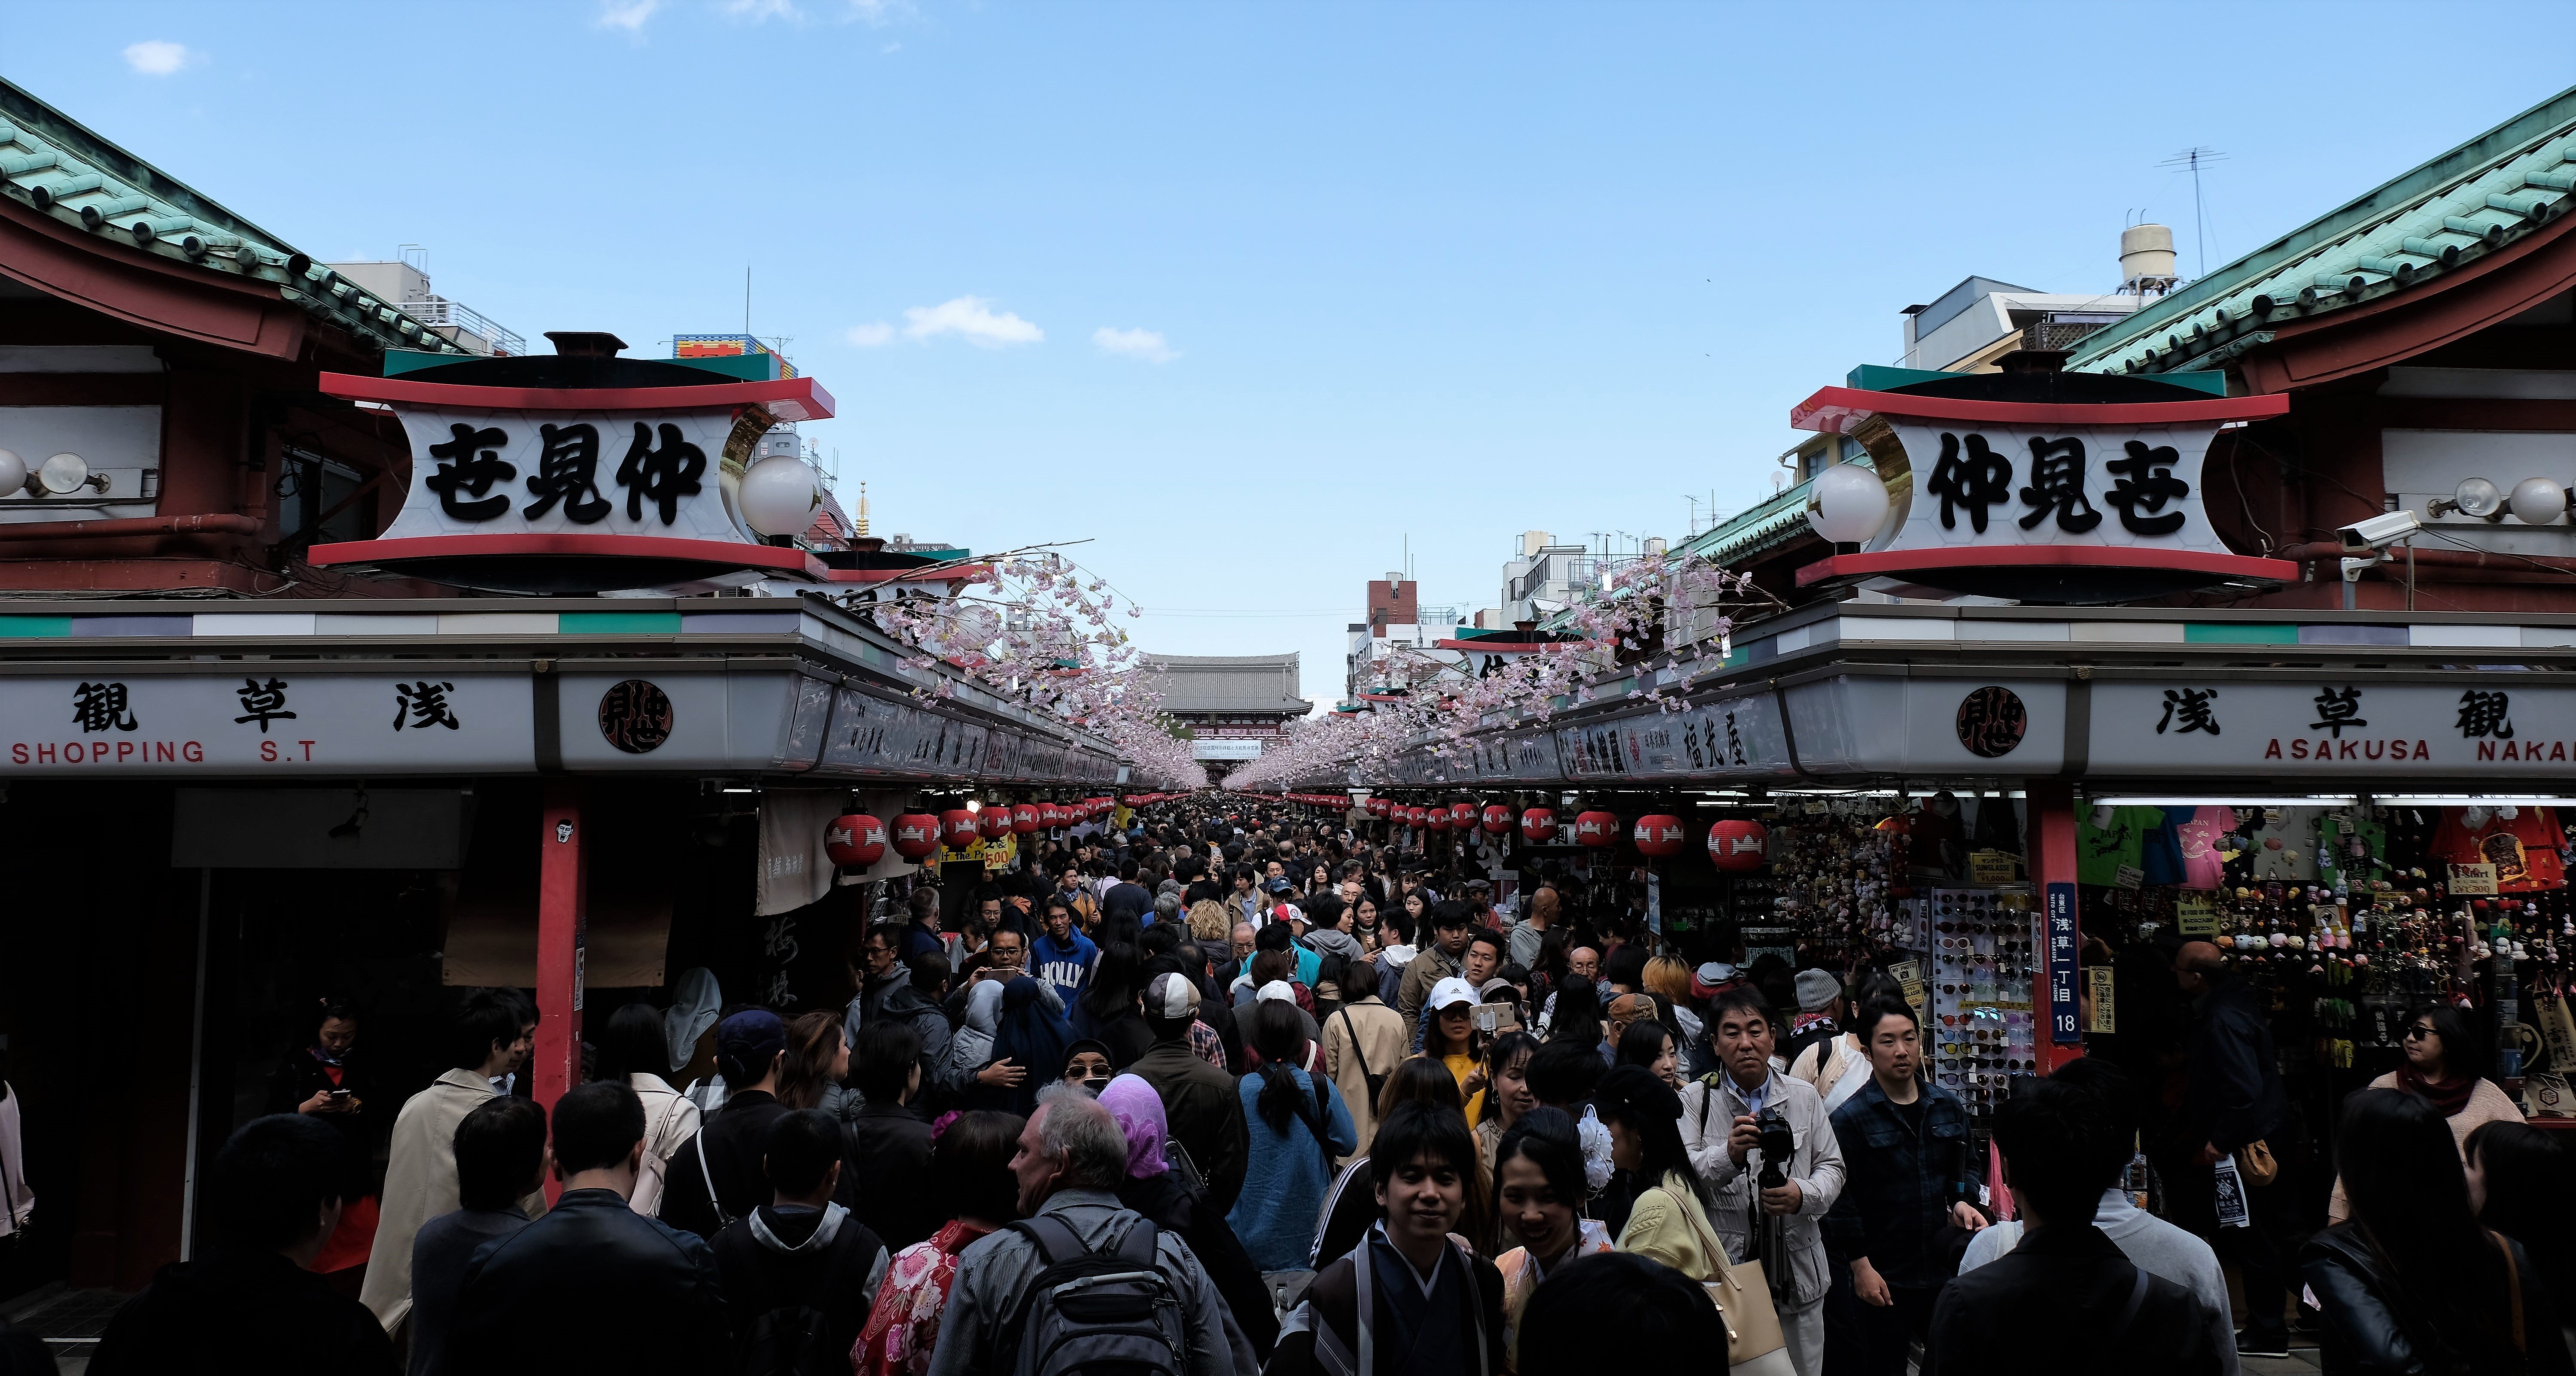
[2430,806,2567,893]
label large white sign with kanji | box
[380,406,751,544]
[1881,419,2229,558]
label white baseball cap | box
[1256,980,1299,1005]
[1146,972,1199,1019]
[1428,976,1478,1011]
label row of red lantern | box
[1359,799,1770,870]
[823,797,1122,869]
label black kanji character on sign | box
[2018,436,2102,533]
[423,423,515,522]
[2311,686,2367,738]
[2104,440,2191,537]
[72,680,137,733]
[2156,687,2220,736]
[597,678,675,754]
[393,680,462,731]
[1725,710,1746,765]
[614,422,706,525]
[2457,690,2514,740]
[523,422,610,524]
[1955,686,2028,758]
[1925,432,2014,533]
[233,677,295,734]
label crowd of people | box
[34,800,2576,1375]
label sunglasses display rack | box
[1927,886,2039,1121]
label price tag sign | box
[1889,959,1925,1015]
[2175,893,2220,937]
[2046,881,2081,1045]
[1969,851,2018,884]
[2450,863,2500,896]
[2085,967,2117,1033]
[2113,864,2145,891]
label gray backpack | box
[998,1214,1190,1376]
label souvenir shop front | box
[1343,598,2576,1219]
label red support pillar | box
[534,781,588,1120]
[2026,781,2084,1074]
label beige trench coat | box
[360,1069,544,1331]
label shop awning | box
[0,595,1127,785]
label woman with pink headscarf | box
[1097,1075,1279,1364]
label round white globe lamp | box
[739,456,822,538]
[2509,477,2567,526]
[1804,463,1890,545]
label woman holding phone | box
[263,996,382,1278]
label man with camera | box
[1680,985,1846,1376]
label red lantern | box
[976,806,1013,840]
[1574,810,1618,848]
[1403,805,1428,827]
[891,813,941,860]
[1520,807,1556,843]
[1447,802,1476,829]
[825,813,886,869]
[1039,802,1069,829]
[1633,814,1685,858]
[1366,797,1389,819]
[1426,807,1452,832]
[1012,803,1043,835]
[1707,819,1770,872]
[1481,804,1514,835]
[938,809,980,849]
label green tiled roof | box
[2069,83,2576,377]
[0,78,464,357]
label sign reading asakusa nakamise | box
[2086,682,2576,776]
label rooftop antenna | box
[1684,494,1701,535]
[2156,147,2229,278]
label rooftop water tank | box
[2121,224,2178,289]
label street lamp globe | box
[2509,477,2566,526]
[739,456,822,538]
[1805,462,1889,544]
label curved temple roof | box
[2070,83,2576,378]
[0,76,464,358]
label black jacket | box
[662,1089,789,1241]
[263,1050,382,1188]
[1264,1230,1502,1376]
[711,1204,888,1371]
[2180,975,2288,1154]
[450,1188,730,1373]
[1131,1036,1251,1214]
[844,1102,939,1251]
[1825,1078,1976,1292]
[1925,1222,2221,1376]
[2302,1222,2575,1376]
[91,1251,398,1376]
[1103,881,1156,925]
[1120,1167,1280,1359]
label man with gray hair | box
[928,1084,1244,1376]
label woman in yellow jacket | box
[1595,1064,1727,1281]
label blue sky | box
[11,3,2573,707]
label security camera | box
[2339,510,2423,555]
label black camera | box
[1756,1105,1796,1189]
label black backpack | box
[996,1214,1191,1376]
[719,1215,882,1376]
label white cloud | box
[1093,326,1177,363]
[844,322,894,347]
[722,0,802,21]
[122,40,196,76]
[595,0,660,30]
[903,297,1043,347]
[849,0,914,24]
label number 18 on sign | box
[2046,881,2081,1045]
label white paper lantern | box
[1804,462,1889,544]
[738,456,821,538]
[0,449,23,495]
[2509,477,2566,526]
